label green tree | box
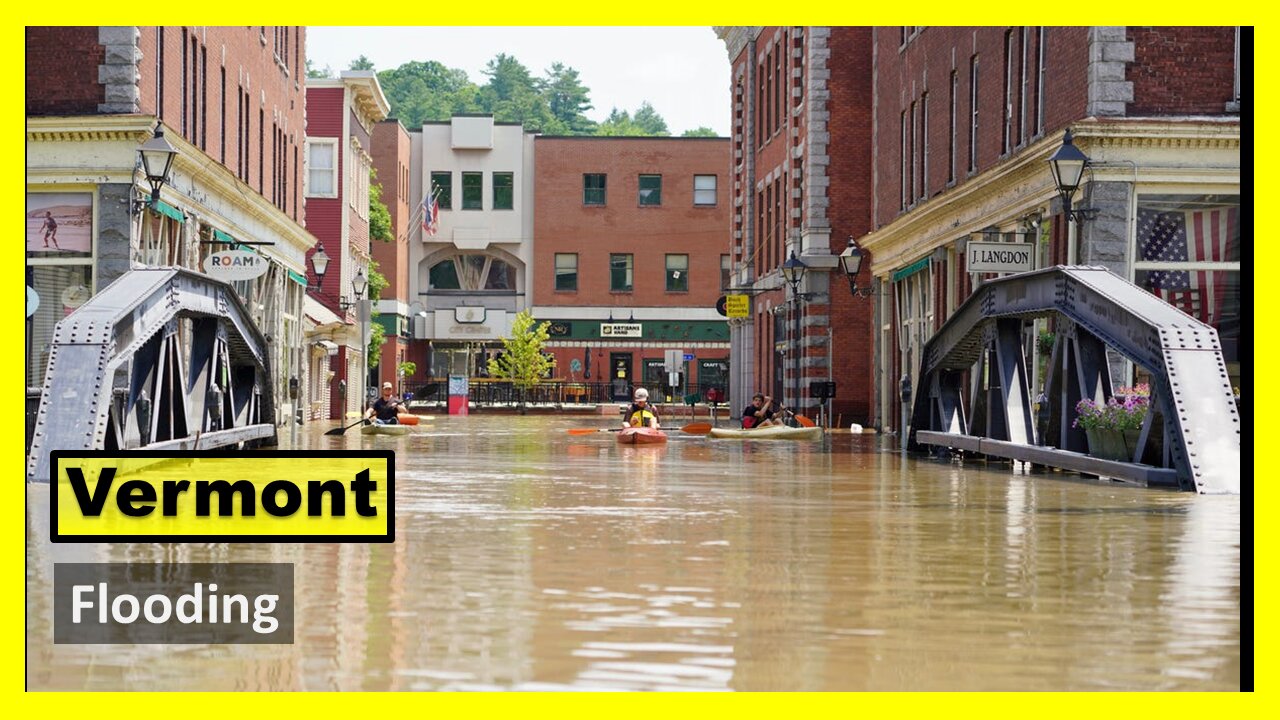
[681,126,719,137]
[543,62,596,134]
[377,60,482,129]
[595,108,643,136]
[349,55,375,71]
[369,172,393,243]
[487,309,556,412]
[478,54,561,133]
[632,102,671,136]
[366,260,389,367]
[595,103,672,137]
[306,58,334,79]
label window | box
[948,70,957,184]
[1036,27,1047,134]
[969,54,979,173]
[492,172,513,210]
[462,172,483,210]
[721,254,731,290]
[428,260,461,290]
[920,92,929,201]
[484,259,515,290]
[583,173,606,205]
[555,253,578,292]
[1002,29,1014,154]
[900,110,908,210]
[610,253,633,292]
[431,172,452,210]
[666,254,689,292]
[1019,26,1030,145]
[639,175,662,206]
[306,139,337,197]
[910,100,918,203]
[694,175,717,206]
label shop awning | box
[287,270,308,286]
[149,198,186,223]
[892,256,931,283]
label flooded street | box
[26,415,1240,691]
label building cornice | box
[714,26,761,62]
[860,118,1241,274]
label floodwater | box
[26,415,1241,691]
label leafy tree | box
[681,126,719,137]
[349,55,375,71]
[377,60,482,129]
[595,108,644,136]
[595,103,672,137]
[366,259,389,366]
[478,54,561,133]
[306,58,334,79]
[369,172,393,243]
[632,102,670,136]
[543,62,596,134]
[487,309,556,411]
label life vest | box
[628,408,658,427]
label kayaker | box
[365,382,404,425]
[741,393,779,428]
[622,387,661,429]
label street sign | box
[725,294,749,318]
[683,353,695,361]
[966,241,1034,274]
[664,349,684,372]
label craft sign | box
[966,241,1034,274]
[203,250,270,281]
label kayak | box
[617,427,668,445]
[709,425,824,441]
[360,424,412,436]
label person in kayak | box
[741,393,780,429]
[365,382,405,425]
[622,387,661,429]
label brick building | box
[715,27,876,425]
[302,71,389,420]
[532,136,732,403]
[370,118,414,392]
[860,27,1242,433]
[25,26,313,427]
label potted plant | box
[1073,384,1149,462]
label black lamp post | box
[340,266,367,312]
[839,235,875,298]
[309,243,329,292]
[1048,128,1095,263]
[133,125,178,214]
[781,251,808,411]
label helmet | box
[634,387,649,401]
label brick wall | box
[371,120,412,302]
[26,27,104,114]
[1127,27,1236,115]
[532,137,731,308]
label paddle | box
[326,418,369,436]
[567,427,626,435]
[679,422,713,435]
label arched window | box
[428,260,460,290]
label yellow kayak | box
[708,425,824,441]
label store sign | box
[203,250,269,281]
[724,295,749,318]
[966,241,1034,274]
[600,323,642,338]
[547,322,572,337]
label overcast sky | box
[306,27,731,136]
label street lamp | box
[340,266,367,312]
[839,236,875,298]
[1048,128,1097,263]
[308,243,329,291]
[132,124,178,214]
[781,251,808,412]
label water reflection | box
[26,416,1239,690]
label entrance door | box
[610,353,633,401]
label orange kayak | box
[617,427,668,445]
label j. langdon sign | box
[966,241,1034,274]
[203,249,270,281]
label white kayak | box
[360,424,412,436]
[708,425,824,441]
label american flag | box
[421,189,438,237]
[1137,206,1237,325]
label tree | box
[369,172,393,243]
[306,58,334,79]
[366,260,389,367]
[478,54,560,133]
[681,126,719,137]
[595,103,672,137]
[377,60,482,129]
[543,62,596,134]
[487,309,556,412]
[632,102,670,136]
[349,55,375,71]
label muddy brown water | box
[26,415,1240,690]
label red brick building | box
[532,136,732,403]
[715,27,876,425]
[862,27,1241,432]
[370,118,414,391]
[25,26,314,427]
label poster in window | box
[27,192,92,257]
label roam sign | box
[966,241,1034,274]
[203,250,269,281]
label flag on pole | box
[421,189,438,237]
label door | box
[610,353,633,401]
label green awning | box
[212,228,236,244]
[287,270,308,286]
[892,256,931,283]
[149,198,185,223]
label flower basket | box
[1084,427,1142,462]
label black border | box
[49,450,395,543]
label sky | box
[306,27,732,136]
